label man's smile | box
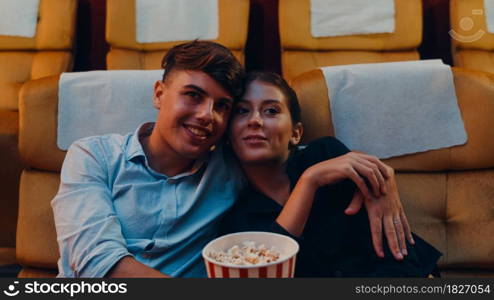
[183,124,213,141]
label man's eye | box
[185,91,200,99]
[215,101,231,112]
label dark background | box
[73,0,452,73]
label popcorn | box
[207,241,280,265]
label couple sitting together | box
[52,41,441,278]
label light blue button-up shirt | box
[52,123,243,278]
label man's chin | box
[180,145,214,159]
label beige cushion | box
[279,0,422,51]
[106,0,249,69]
[394,173,447,267]
[19,76,65,172]
[397,171,494,270]
[279,0,423,79]
[17,76,64,275]
[453,50,494,74]
[16,170,60,269]
[0,0,77,50]
[282,50,419,84]
[107,0,249,50]
[0,0,76,110]
[107,48,244,70]
[0,52,72,110]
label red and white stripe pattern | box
[206,257,296,278]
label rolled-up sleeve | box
[51,139,132,277]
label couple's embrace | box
[52,41,441,278]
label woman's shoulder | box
[286,136,351,179]
[306,136,349,152]
[292,136,350,162]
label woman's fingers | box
[351,159,384,197]
[400,210,414,245]
[369,216,384,258]
[392,214,407,256]
[356,152,390,179]
[345,190,364,215]
[357,158,387,196]
[354,164,380,197]
[347,152,388,197]
[383,216,404,260]
[347,169,372,200]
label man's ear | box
[290,122,303,146]
[153,80,165,109]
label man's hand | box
[345,166,414,260]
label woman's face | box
[229,80,302,165]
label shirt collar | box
[126,122,153,161]
[125,122,209,179]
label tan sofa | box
[450,0,494,74]
[290,67,494,277]
[105,0,249,69]
[0,0,76,271]
[279,0,423,80]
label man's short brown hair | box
[161,41,245,98]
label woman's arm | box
[276,151,390,237]
[276,151,413,261]
[275,171,318,237]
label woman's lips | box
[242,135,267,145]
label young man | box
[52,41,245,278]
[52,41,412,278]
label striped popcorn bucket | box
[202,232,299,278]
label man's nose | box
[196,99,214,124]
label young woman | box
[221,72,441,277]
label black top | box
[221,137,442,277]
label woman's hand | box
[304,151,391,199]
[279,151,390,237]
[345,165,414,260]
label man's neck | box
[141,129,195,177]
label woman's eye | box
[264,107,279,115]
[234,107,249,115]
